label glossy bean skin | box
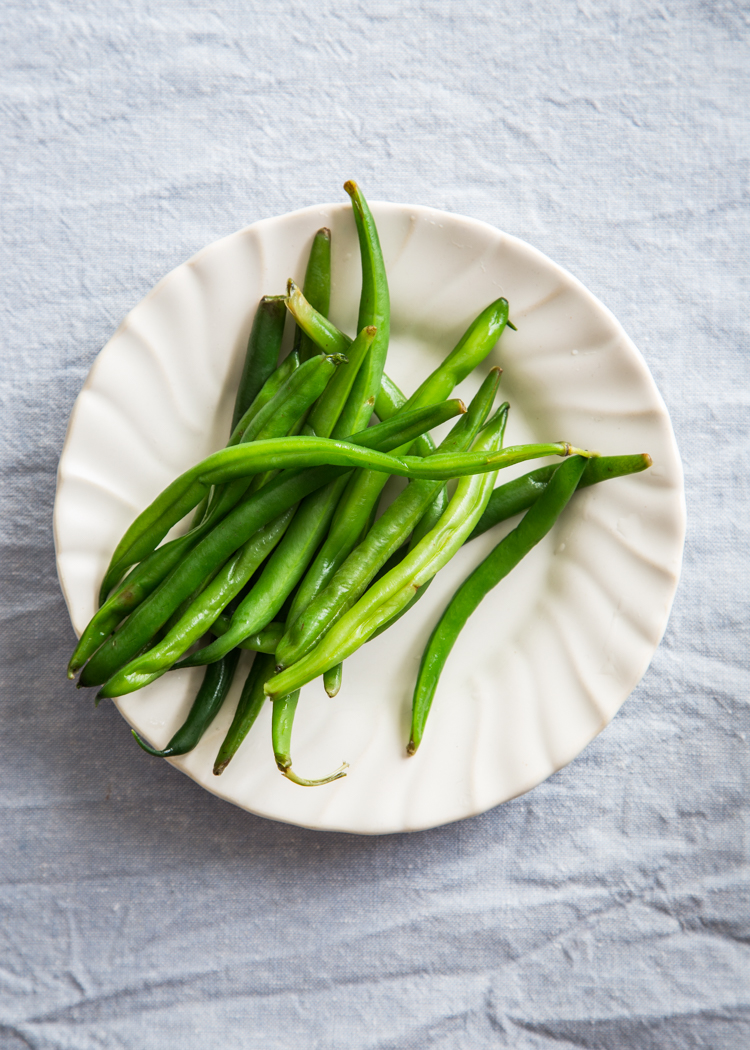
[229,350,300,444]
[131,650,240,758]
[99,510,295,697]
[174,402,470,670]
[69,354,337,677]
[408,455,588,755]
[339,181,391,434]
[323,663,342,697]
[275,373,504,671]
[468,453,653,541]
[213,652,276,775]
[89,396,478,638]
[210,616,284,654]
[304,326,376,438]
[265,408,509,702]
[232,295,287,430]
[293,228,331,363]
[175,479,347,670]
[80,403,472,688]
[281,294,511,638]
[264,183,393,646]
[272,690,347,787]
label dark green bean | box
[408,454,588,755]
[213,652,275,775]
[131,650,241,757]
[293,228,331,363]
[272,690,347,787]
[81,403,471,689]
[232,295,287,430]
[229,350,300,445]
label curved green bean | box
[408,454,588,754]
[272,689,347,787]
[132,650,241,758]
[293,227,331,363]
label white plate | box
[54,201,685,834]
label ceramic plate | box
[54,201,685,834]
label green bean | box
[275,372,504,670]
[304,326,376,438]
[323,663,342,697]
[100,349,306,602]
[188,349,300,532]
[272,689,347,787]
[408,454,588,755]
[173,403,470,670]
[131,650,241,757]
[340,180,391,431]
[401,297,509,411]
[265,407,510,701]
[210,616,284,654]
[293,228,331,363]
[281,296,508,638]
[80,403,469,688]
[213,652,275,775]
[99,509,295,697]
[172,480,345,671]
[195,433,575,487]
[468,453,654,541]
[230,350,300,444]
[232,295,287,430]
[69,354,340,677]
[283,294,510,635]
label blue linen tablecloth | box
[1,2,748,1046]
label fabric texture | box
[1,1,748,1046]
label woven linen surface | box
[1,2,748,1047]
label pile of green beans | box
[70,180,651,789]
